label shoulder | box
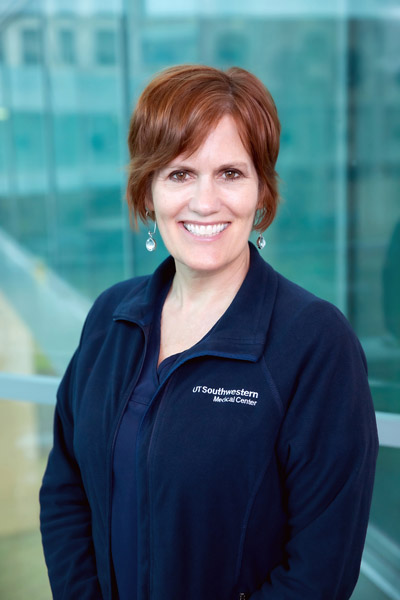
[272,270,357,346]
[262,270,371,418]
[263,269,368,391]
[80,275,150,339]
[249,247,354,347]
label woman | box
[40,65,378,600]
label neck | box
[169,246,250,311]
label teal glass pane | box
[351,447,400,600]
[95,30,117,66]
[0,398,53,600]
[21,29,43,65]
[0,2,399,599]
[58,29,76,65]
[343,19,400,414]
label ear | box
[256,194,264,211]
[146,196,154,213]
[145,176,155,213]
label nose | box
[188,176,220,215]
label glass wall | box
[0,0,399,598]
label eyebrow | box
[164,161,251,171]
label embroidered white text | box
[192,385,258,406]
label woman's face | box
[149,115,260,277]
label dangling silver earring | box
[256,232,266,250]
[145,210,157,252]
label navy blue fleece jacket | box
[40,243,378,600]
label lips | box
[183,223,228,237]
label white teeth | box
[184,223,228,236]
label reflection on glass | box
[0,399,53,600]
[22,29,43,65]
[95,29,117,66]
[59,29,76,65]
[383,222,400,342]
[0,2,399,599]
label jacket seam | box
[234,363,284,583]
[260,357,285,417]
[234,451,277,584]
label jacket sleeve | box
[251,308,379,600]
[39,346,103,599]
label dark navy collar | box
[113,242,278,361]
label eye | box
[169,170,190,182]
[222,169,241,180]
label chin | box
[177,252,237,275]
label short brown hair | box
[127,64,280,232]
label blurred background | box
[0,0,399,598]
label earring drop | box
[256,233,266,250]
[145,210,157,252]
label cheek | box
[149,185,167,217]
[241,187,261,217]
[151,198,179,239]
[155,189,188,218]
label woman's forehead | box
[169,114,251,162]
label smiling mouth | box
[183,223,229,237]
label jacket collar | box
[113,242,278,361]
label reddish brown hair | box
[127,64,280,232]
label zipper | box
[105,327,257,596]
[143,355,224,597]
[142,349,259,598]
[144,374,177,598]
